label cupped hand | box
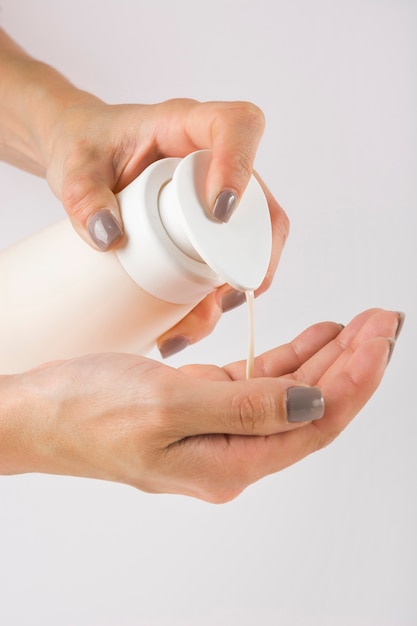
[45,97,288,354]
[2,308,401,502]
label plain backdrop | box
[0,1,415,625]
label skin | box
[0,29,403,500]
[0,28,288,351]
[0,309,400,502]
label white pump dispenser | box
[0,151,272,374]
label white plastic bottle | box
[0,151,272,374]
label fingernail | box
[212,190,237,223]
[87,209,123,250]
[386,337,396,365]
[395,312,405,339]
[220,289,247,312]
[159,335,190,359]
[286,386,325,423]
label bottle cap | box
[116,151,272,304]
[160,150,272,292]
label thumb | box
[176,376,325,438]
[61,165,123,251]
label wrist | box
[0,371,52,476]
[0,374,26,474]
[0,30,100,175]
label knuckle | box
[227,104,265,156]
[169,97,199,108]
[232,390,275,433]
[312,424,341,452]
[158,97,199,117]
[213,100,265,131]
[213,102,266,177]
[146,390,181,439]
[226,149,256,184]
[231,101,266,135]
[319,430,341,450]
[61,174,95,221]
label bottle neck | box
[116,151,272,303]
[115,157,224,305]
[158,179,204,262]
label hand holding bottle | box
[0,28,288,355]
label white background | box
[0,1,415,624]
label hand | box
[0,309,402,502]
[0,28,288,354]
[45,99,288,355]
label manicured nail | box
[87,209,123,250]
[286,386,325,423]
[395,312,405,339]
[212,190,237,223]
[159,335,190,359]
[220,289,246,313]
[386,337,396,365]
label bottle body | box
[0,151,271,374]
[0,220,197,373]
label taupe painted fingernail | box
[395,312,405,339]
[212,190,237,223]
[159,335,190,359]
[286,386,325,423]
[87,209,123,250]
[386,337,396,365]
[220,289,246,312]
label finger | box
[212,177,289,307]
[166,335,392,502]
[157,292,222,358]
[170,373,325,439]
[312,335,393,439]
[292,309,402,386]
[60,160,123,251]
[199,101,265,220]
[149,99,265,219]
[223,321,344,380]
[156,284,256,358]
[251,174,289,295]
[265,335,393,472]
[157,183,289,357]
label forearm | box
[0,28,99,176]
[0,367,63,476]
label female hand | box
[0,308,403,502]
[47,99,288,356]
[0,29,288,355]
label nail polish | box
[212,190,237,223]
[87,209,123,250]
[286,386,325,423]
[386,337,396,365]
[159,335,191,359]
[220,289,247,312]
[395,312,405,339]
